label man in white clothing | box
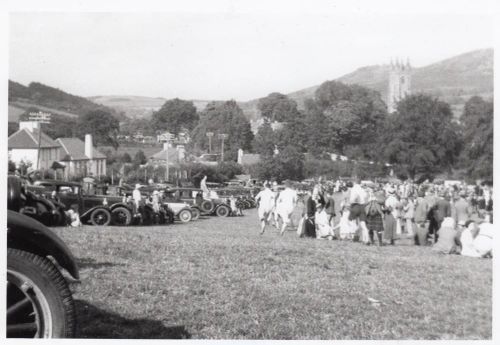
[276,180,298,236]
[349,179,371,244]
[255,182,276,234]
[132,184,142,216]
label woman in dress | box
[365,192,385,246]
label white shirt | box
[133,189,142,204]
[277,188,297,212]
[349,184,367,204]
[256,188,276,211]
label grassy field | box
[52,208,492,339]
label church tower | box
[387,58,411,113]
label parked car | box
[31,180,136,226]
[7,175,79,338]
[163,187,232,217]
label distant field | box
[53,207,492,339]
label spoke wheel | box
[90,208,111,226]
[215,205,230,217]
[111,207,132,226]
[7,249,75,338]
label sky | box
[7,1,496,101]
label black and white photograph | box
[1,0,497,341]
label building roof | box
[56,137,107,161]
[8,128,61,149]
[149,149,179,164]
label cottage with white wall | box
[56,134,107,179]
[8,121,61,171]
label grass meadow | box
[52,207,492,339]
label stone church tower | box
[387,58,411,113]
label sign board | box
[29,112,51,124]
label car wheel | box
[111,207,132,226]
[90,208,111,226]
[200,200,214,213]
[178,209,192,223]
[190,207,200,221]
[7,248,76,338]
[215,205,230,217]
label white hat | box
[135,184,141,189]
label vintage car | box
[30,180,142,226]
[163,187,232,217]
[17,182,66,227]
[7,175,79,338]
[111,185,191,223]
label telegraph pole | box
[28,111,51,171]
[218,133,228,162]
[164,133,174,182]
[206,132,214,153]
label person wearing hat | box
[385,187,401,237]
[151,190,161,213]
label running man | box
[276,180,298,236]
[255,182,277,234]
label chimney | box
[85,134,93,159]
[19,121,40,132]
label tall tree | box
[77,109,120,149]
[151,98,199,134]
[460,96,493,181]
[252,121,276,157]
[256,146,305,182]
[133,150,148,166]
[257,92,300,122]
[191,100,254,161]
[303,98,331,157]
[312,81,387,157]
[380,94,462,179]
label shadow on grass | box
[75,300,191,339]
[77,258,126,270]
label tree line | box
[10,80,493,183]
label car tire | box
[200,200,214,214]
[178,209,192,223]
[111,207,132,226]
[90,208,111,226]
[215,205,230,217]
[190,207,200,221]
[7,248,76,338]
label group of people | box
[254,178,493,258]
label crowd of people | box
[255,178,494,258]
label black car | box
[7,175,79,337]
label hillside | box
[56,48,493,122]
[8,81,126,122]
[89,95,222,119]
[282,48,494,117]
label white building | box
[8,121,61,170]
[56,134,107,178]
